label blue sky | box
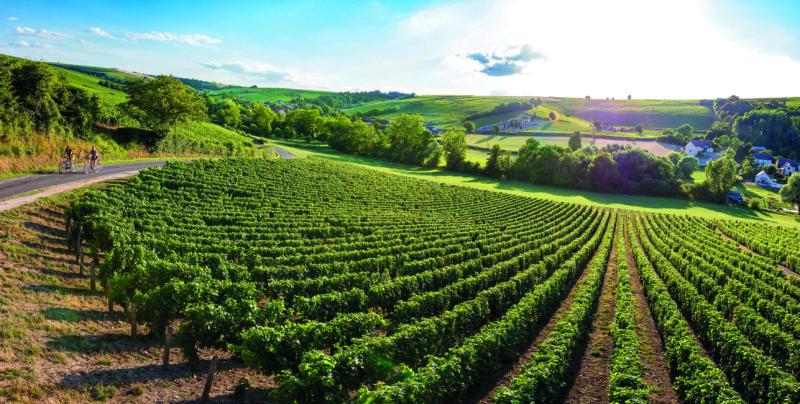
[2,0,799,98]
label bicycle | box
[58,154,75,174]
[83,154,100,174]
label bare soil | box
[624,224,682,404]
[560,225,619,404]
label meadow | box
[464,133,682,156]
[207,87,337,102]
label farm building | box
[755,170,782,189]
[776,158,798,174]
[753,154,773,166]
[685,140,712,156]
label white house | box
[685,140,712,156]
[753,153,773,166]
[755,170,783,189]
[776,158,798,174]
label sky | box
[1,0,799,99]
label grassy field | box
[49,63,146,82]
[344,95,716,135]
[207,87,337,102]
[269,139,800,228]
[51,66,129,104]
[464,134,681,156]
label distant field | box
[345,95,716,134]
[49,62,146,83]
[207,87,337,102]
[465,134,681,156]
[50,65,128,104]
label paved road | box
[273,146,295,159]
[0,160,169,200]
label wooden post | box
[200,356,218,404]
[90,263,96,293]
[130,303,137,337]
[107,279,113,314]
[163,327,172,369]
[65,216,71,236]
[76,228,83,273]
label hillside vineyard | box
[68,159,800,403]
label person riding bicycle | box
[63,146,74,169]
[88,146,100,170]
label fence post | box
[107,279,113,314]
[90,263,96,292]
[130,303,137,337]
[163,327,172,369]
[76,227,83,273]
[200,356,218,404]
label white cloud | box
[7,17,17,21]
[124,31,221,47]
[85,27,114,39]
[444,44,546,77]
[6,40,52,49]
[400,0,800,98]
[14,26,72,39]
[199,60,311,85]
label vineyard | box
[65,158,800,403]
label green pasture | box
[49,63,145,82]
[52,66,128,104]
[207,87,337,102]
[268,139,800,228]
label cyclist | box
[88,146,100,170]
[63,146,74,169]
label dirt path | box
[624,222,682,404]
[457,230,609,404]
[560,225,619,404]
[715,228,800,279]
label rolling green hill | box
[345,95,719,134]
[49,62,147,83]
[207,87,338,102]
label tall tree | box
[677,155,700,179]
[442,130,468,170]
[780,173,800,213]
[568,131,581,151]
[485,144,503,177]
[704,157,737,200]
[122,75,206,137]
[492,124,501,134]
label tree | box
[677,155,700,179]
[464,121,475,132]
[667,151,682,166]
[779,173,800,212]
[593,120,602,129]
[634,123,645,134]
[628,95,631,100]
[442,130,468,170]
[704,157,737,201]
[492,124,501,134]
[568,131,581,151]
[122,75,206,137]
[585,95,591,100]
[250,104,276,135]
[548,111,556,121]
[676,123,694,139]
[485,144,503,177]
[587,152,617,193]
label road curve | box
[0,160,170,201]
[272,146,295,159]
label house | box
[728,190,743,204]
[426,126,442,135]
[776,158,798,174]
[685,140,713,156]
[755,170,783,189]
[752,146,766,153]
[753,154,773,166]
